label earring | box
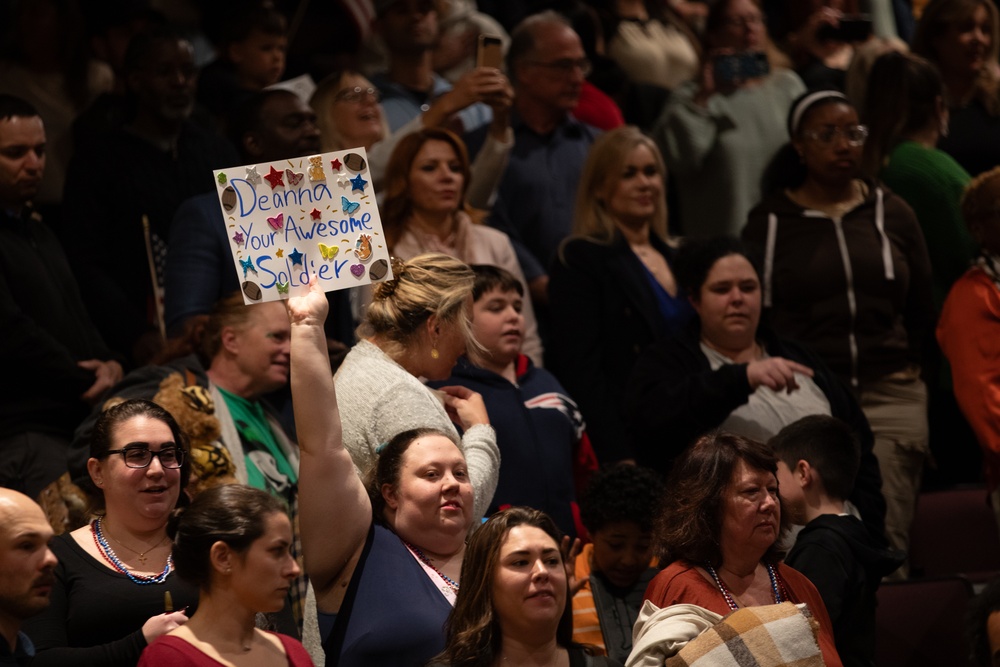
[431,348,440,359]
[940,117,950,138]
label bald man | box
[0,489,57,665]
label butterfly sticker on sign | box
[215,147,392,303]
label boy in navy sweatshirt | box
[429,265,595,536]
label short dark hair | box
[168,484,287,589]
[88,399,191,511]
[0,94,40,122]
[507,11,573,84]
[365,428,461,524]
[705,0,762,39]
[435,507,583,667]
[968,577,1000,666]
[471,265,524,301]
[227,88,301,157]
[580,464,664,534]
[654,431,788,566]
[122,25,189,77]
[769,415,860,502]
[674,236,760,299]
[218,3,287,47]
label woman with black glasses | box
[24,399,198,666]
[743,90,934,577]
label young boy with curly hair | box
[572,464,663,662]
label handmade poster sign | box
[215,147,392,304]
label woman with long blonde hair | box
[333,253,498,505]
[549,125,692,465]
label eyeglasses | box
[801,124,869,146]
[103,445,185,469]
[527,58,592,77]
[334,86,381,104]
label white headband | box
[789,91,849,135]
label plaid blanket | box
[666,602,825,667]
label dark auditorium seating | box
[875,576,974,667]
[908,485,1000,582]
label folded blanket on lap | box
[627,601,825,667]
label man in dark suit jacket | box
[0,94,122,499]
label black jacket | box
[548,232,692,463]
[785,514,905,667]
[428,355,583,537]
[0,207,118,439]
[625,320,887,542]
[743,184,934,387]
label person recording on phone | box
[370,0,507,136]
[653,0,805,237]
[776,0,874,90]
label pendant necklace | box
[101,521,168,566]
[92,518,173,585]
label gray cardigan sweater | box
[334,339,500,520]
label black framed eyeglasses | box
[103,445,185,469]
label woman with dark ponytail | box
[139,484,312,666]
[862,50,977,307]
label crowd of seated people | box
[6,0,1000,664]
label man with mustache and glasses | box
[0,489,58,666]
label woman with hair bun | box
[380,128,543,365]
[138,484,312,665]
[288,275,501,665]
[334,252,499,521]
[938,166,1000,531]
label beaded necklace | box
[102,524,168,566]
[403,541,459,591]
[91,518,173,585]
[705,562,787,611]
